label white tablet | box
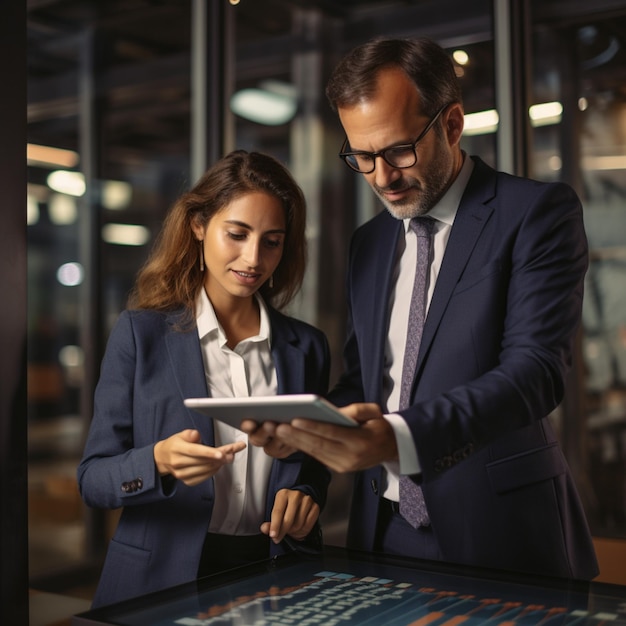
[184,394,358,429]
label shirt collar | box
[196,288,272,347]
[403,152,474,232]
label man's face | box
[338,68,463,220]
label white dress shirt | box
[195,288,276,535]
[382,155,474,500]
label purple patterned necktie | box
[399,217,434,528]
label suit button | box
[370,479,379,495]
[121,482,130,493]
[136,478,143,490]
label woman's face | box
[194,191,286,307]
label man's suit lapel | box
[418,158,496,369]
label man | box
[243,37,598,580]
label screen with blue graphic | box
[72,547,626,626]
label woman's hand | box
[153,429,246,486]
[261,488,320,544]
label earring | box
[199,241,205,272]
[269,275,274,289]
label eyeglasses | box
[338,105,448,174]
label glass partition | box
[529,8,626,540]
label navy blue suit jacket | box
[330,156,598,580]
[78,305,331,607]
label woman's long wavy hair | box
[128,150,307,321]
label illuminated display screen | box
[72,546,626,625]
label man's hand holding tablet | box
[242,401,399,473]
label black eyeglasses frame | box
[338,104,449,174]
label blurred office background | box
[11,0,626,620]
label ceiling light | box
[463,109,499,135]
[529,101,563,126]
[47,170,86,197]
[102,223,150,246]
[49,193,78,225]
[102,180,133,210]
[230,83,297,126]
[57,262,84,286]
[453,50,469,66]
[28,144,79,169]
[462,102,564,136]
[59,345,84,368]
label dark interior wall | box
[0,2,28,624]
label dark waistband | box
[205,532,268,548]
[381,497,400,513]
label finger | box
[274,423,343,466]
[218,441,247,455]
[275,420,395,473]
[288,503,319,541]
[263,438,297,459]
[179,429,202,443]
[284,504,308,540]
[236,420,291,458]
[241,421,278,447]
[240,419,260,436]
[268,490,290,543]
[287,419,348,442]
[175,462,224,485]
[339,402,383,423]
[172,445,241,481]
[183,440,243,463]
[273,491,317,543]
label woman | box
[77,150,331,607]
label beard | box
[373,140,454,220]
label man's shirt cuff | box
[383,412,421,476]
